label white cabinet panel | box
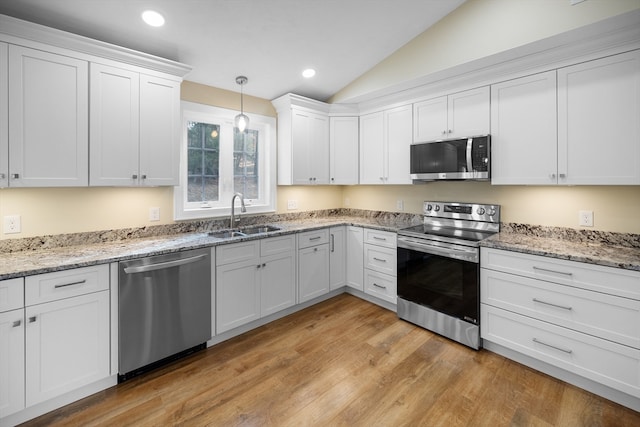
[0,42,7,187]
[261,252,296,317]
[413,96,448,142]
[0,308,25,418]
[25,290,110,406]
[359,111,384,184]
[329,226,346,290]
[8,45,88,187]
[0,277,23,313]
[558,50,640,185]
[364,244,397,276]
[25,264,109,306]
[490,71,558,185]
[364,269,397,304]
[298,244,330,303]
[346,226,364,291]
[216,258,261,333]
[329,116,359,184]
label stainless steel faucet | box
[230,192,247,228]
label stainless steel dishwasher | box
[118,247,211,381]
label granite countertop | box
[481,229,640,272]
[1,210,638,279]
[0,214,418,280]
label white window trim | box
[174,101,276,221]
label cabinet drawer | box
[481,268,640,348]
[297,229,329,249]
[364,244,397,276]
[363,229,396,248]
[0,277,24,312]
[25,264,109,306]
[261,234,295,257]
[364,270,397,304]
[482,305,640,398]
[216,240,260,266]
[481,248,640,300]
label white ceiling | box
[0,0,465,101]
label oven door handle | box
[398,237,478,263]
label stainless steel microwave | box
[410,135,490,182]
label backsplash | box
[0,210,637,253]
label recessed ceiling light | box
[302,68,316,78]
[142,10,165,27]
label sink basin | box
[208,225,280,239]
[239,225,281,235]
[208,230,246,239]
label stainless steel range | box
[397,201,500,349]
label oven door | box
[397,238,479,325]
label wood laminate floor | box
[21,294,640,427]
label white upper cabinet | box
[0,42,7,188]
[491,71,558,185]
[91,66,180,187]
[558,50,640,185]
[272,93,330,185]
[360,104,412,185]
[413,86,489,142]
[329,116,359,185]
[8,45,88,187]
[90,64,140,186]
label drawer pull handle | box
[373,257,387,263]
[309,236,322,241]
[13,320,22,327]
[54,279,87,289]
[373,283,387,289]
[373,236,387,241]
[532,338,573,354]
[532,298,572,311]
[532,266,573,277]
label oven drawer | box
[364,244,396,276]
[364,270,396,304]
[481,268,640,348]
[364,229,396,248]
[481,248,640,300]
[482,305,640,398]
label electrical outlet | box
[396,200,404,211]
[287,200,298,210]
[578,210,594,227]
[149,207,160,222]
[344,197,351,207]
[4,215,21,234]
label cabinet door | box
[491,71,558,185]
[346,226,364,291]
[447,86,490,138]
[329,116,359,184]
[25,291,109,406]
[139,74,180,186]
[216,259,260,333]
[385,104,412,184]
[359,111,385,184]
[413,96,448,142]
[291,109,329,185]
[329,226,346,290]
[89,63,140,186]
[309,112,330,184]
[261,252,296,316]
[0,42,7,187]
[298,244,330,303]
[558,50,640,185]
[8,45,88,187]
[0,309,25,418]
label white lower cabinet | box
[329,226,346,290]
[481,247,640,401]
[346,226,364,291]
[362,229,397,304]
[216,235,296,334]
[0,278,25,418]
[298,229,330,303]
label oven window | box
[397,248,479,323]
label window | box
[174,101,276,220]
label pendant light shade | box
[234,76,249,132]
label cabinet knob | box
[29,316,37,323]
[132,174,138,179]
[448,129,452,134]
[0,173,5,179]
[559,173,566,179]
[13,320,21,327]
[257,264,261,269]
[11,173,19,179]
[441,130,447,135]
[549,173,556,180]
[141,174,147,180]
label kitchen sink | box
[208,225,280,239]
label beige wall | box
[330,0,640,103]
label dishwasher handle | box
[123,253,208,274]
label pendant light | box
[234,76,249,132]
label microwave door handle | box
[466,138,473,173]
